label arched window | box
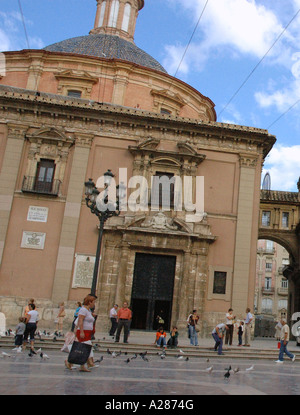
[122,3,131,32]
[98,1,106,27]
[108,0,119,28]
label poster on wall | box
[27,206,49,223]
[72,254,96,288]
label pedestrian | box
[156,310,165,329]
[56,302,66,336]
[155,327,167,348]
[275,320,282,341]
[14,317,26,349]
[167,326,179,348]
[24,298,35,319]
[187,309,199,346]
[22,303,39,353]
[109,304,118,336]
[243,307,253,347]
[71,302,82,332]
[237,321,244,346]
[115,301,132,344]
[65,294,97,372]
[212,323,228,355]
[275,318,296,363]
[225,308,235,346]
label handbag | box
[67,341,92,365]
[61,332,75,353]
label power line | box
[18,0,30,49]
[161,0,209,109]
[218,6,300,119]
[173,0,209,79]
[267,97,300,129]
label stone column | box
[51,133,93,304]
[0,123,26,263]
[115,241,130,305]
[177,248,191,328]
[232,154,258,316]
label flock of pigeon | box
[1,332,255,380]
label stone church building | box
[0,0,276,335]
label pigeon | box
[224,370,231,380]
[41,353,50,360]
[179,349,185,354]
[206,366,213,374]
[112,352,117,358]
[53,336,57,342]
[142,356,149,362]
[139,351,147,358]
[131,354,137,360]
[225,365,232,371]
[246,365,254,371]
[2,352,11,358]
[161,354,166,359]
[36,348,42,353]
[94,356,103,363]
[233,367,240,374]
[124,358,130,363]
[185,357,189,361]
[28,351,33,357]
[176,355,184,360]
[107,348,112,355]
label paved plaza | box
[1,335,300,396]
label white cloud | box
[163,0,287,75]
[0,11,43,52]
[263,144,300,191]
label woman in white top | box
[23,303,39,353]
[65,294,97,372]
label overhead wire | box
[218,6,300,119]
[161,0,209,108]
[18,0,30,49]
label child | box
[167,326,179,348]
[155,327,167,348]
[14,317,26,348]
[238,321,244,346]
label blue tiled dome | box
[44,34,167,73]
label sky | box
[1,0,300,192]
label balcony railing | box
[261,287,275,295]
[21,176,61,196]
[277,287,288,296]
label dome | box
[44,34,167,73]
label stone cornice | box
[0,85,276,158]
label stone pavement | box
[1,333,300,396]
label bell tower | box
[90,0,144,43]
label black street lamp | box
[84,170,126,296]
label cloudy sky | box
[1,0,300,191]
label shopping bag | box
[67,341,92,365]
[278,341,281,349]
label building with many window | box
[0,0,276,335]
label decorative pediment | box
[54,70,98,84]
[125,212,189,233]
[136,137,160,150]
[151,88,186,116]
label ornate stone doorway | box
[130,253,176,331]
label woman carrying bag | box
[65,295,97,372]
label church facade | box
[0,0,276,335]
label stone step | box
[0,336,295,361]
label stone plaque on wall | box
[72,254,96,288]
[21,231,46,250]
[27,206,49,223]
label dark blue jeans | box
[212,333,223,355]
[278,340,294,361]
